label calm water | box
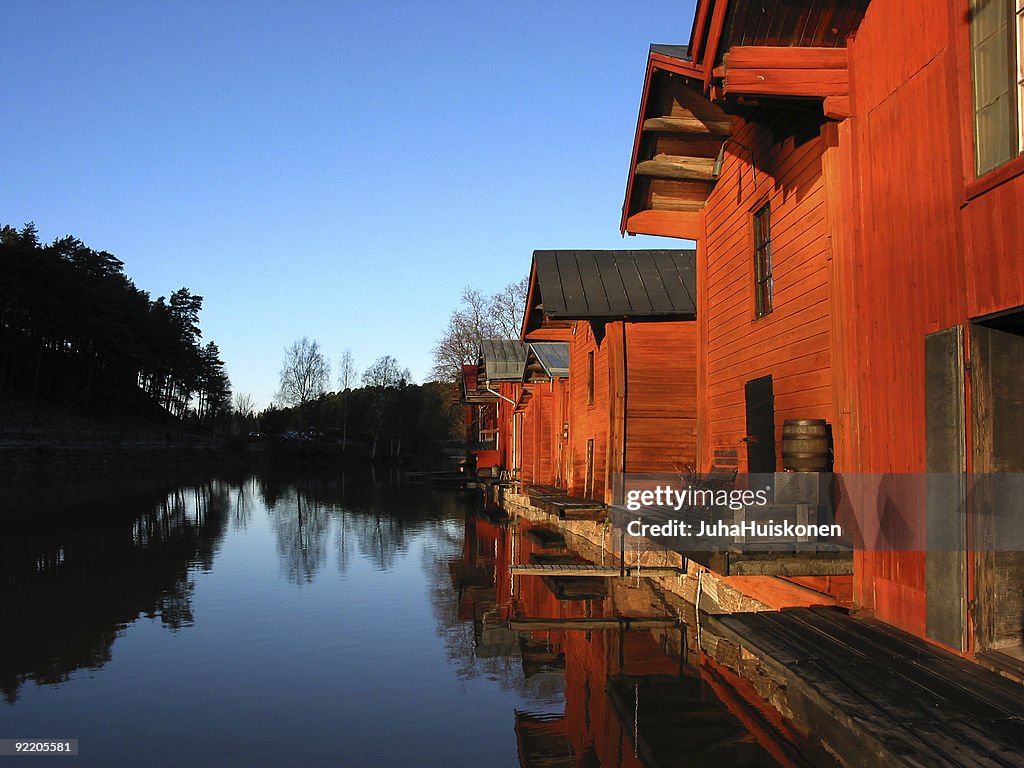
[1,471,799,767]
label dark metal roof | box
[527,342,570,380]
[649,44,691,61]
[532,250,697,320]
[480,338,527,382]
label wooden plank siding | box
[700,112,836,473]
[566,322,609,500]
[623,321,699,475]
[838,0,967,640]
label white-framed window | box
[971,0,1024,175]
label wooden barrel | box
[782,419,831,472]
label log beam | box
[635,156,718,182]
[643,115,732,137]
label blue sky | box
[3,1,696,408]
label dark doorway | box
[744,375,776,473]
[971,315,1024,659]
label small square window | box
[753,203,773,318]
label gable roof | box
[479,338,527,382]
[528,250,697,329]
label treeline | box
[0,223,230,424]
[252,344,458,461]
[260,381,458,460]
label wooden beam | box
[702,0,731,90]
[643,115,732,137]
[723,68,849,98]
[720,47,850,99]
[823,95,852,120]
[635,157,718,182]
[724,46,849,71]
[624,209,704,240]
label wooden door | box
[744,376,776,473]
[925,327,967,651]
[970,322,1024,653]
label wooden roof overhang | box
[479,338,527,385]
[621,47,732,241]
[622,1,868,239]
[460,363,497,404]
[524,342,570,383]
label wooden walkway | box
[524,485,608,520]
[510,616,683,631]
[509,563,683,578]
[707,606,1024,768]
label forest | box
[0,223,230,425]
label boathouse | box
[516,342,570,489]
[621,0,1024,667]
[521,250,699,504]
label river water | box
[1,471,812,767]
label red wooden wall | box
[702,113,837,473]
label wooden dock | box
[509,616,683,631]
[525,485,608,520]
[707,606,1024,768]
[510,563,683,578]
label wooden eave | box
[621,51,732,240]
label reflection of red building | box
[449,508,830,765]
[460,341,527,477]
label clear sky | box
[3,0,697,409]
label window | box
[970,0,1024,175]
[586,351,595,405]
[753,202,773,318]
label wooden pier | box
[509,616,683,631]
[509,563,683,578]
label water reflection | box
[0,480,231,704]
[0,470,829,767]
[446,507,833,767]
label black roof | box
[532,250,697,320]
[649,43,690,61]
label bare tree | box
[337,350,357,449]
[490,275,529,339]
[430,277,527,383]
[361,355,411,458]
[362,355,411,389]
[276,337,331,412]
[233,391,255,435]
[338,349,358,392]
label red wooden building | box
[516,342,570,488]
[460,340,526,476]
[522,250,699,503]
[621,0,1024,666]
